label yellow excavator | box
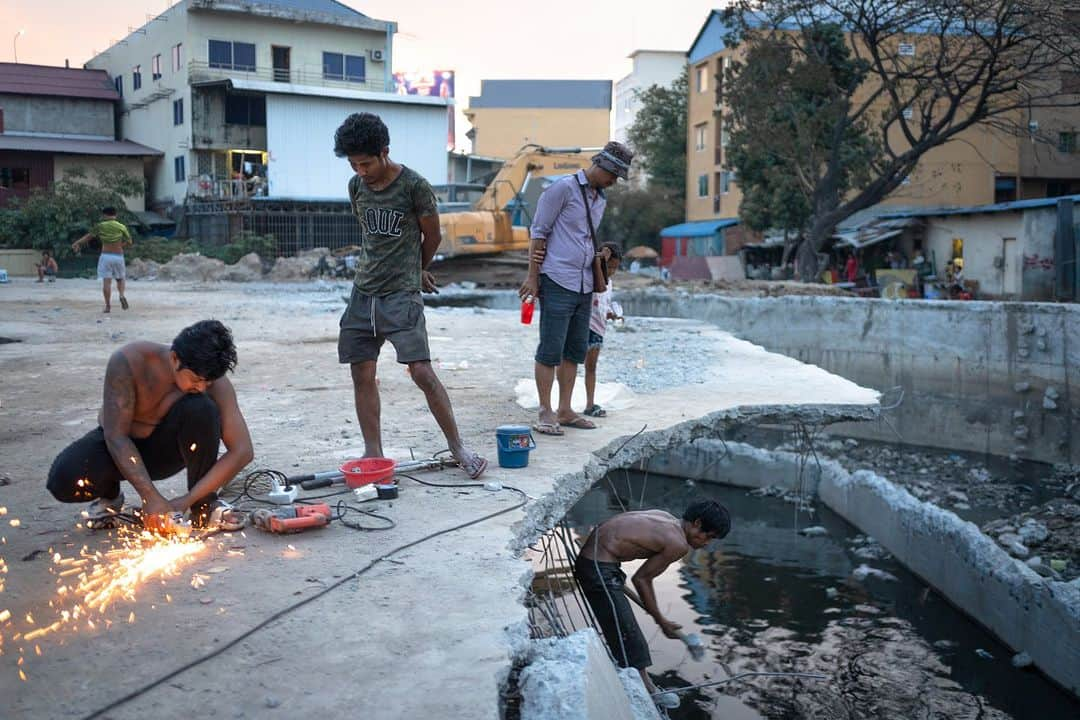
[437,144,600,258]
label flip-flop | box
[583,405,607,417]
[120,296,129,310]
[532,421,564,436]
[559,416,597,430]
[458,453,488,480]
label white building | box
[613,49,685,151]
[85,0,451,213]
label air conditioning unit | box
[368,49,384,62]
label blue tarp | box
[659,218,739,238]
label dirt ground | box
[0,277,878,720]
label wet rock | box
[1043,396,1058,411]
[997,533,1030,558]
[1018,520,1049,546]
[852,564,898,582]
[1036,338,1048,351]
[954,503,971,511]
[975,648,994,660]
[799,526,828,537]
[1013,382,1031,393]
[947,490,969,503]
[265,696,281,708]
[932,639,957,650]
[1045,386,1060,401]
[1013,426,1029,440]
[1011,652,1033,669]
[825,587,838,599]
[1012,410,1026,422]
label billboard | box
[394,70,455,150]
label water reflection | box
[555,469,1079,720]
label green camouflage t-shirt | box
[348,166,438,296]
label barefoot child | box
[584,243,623,418]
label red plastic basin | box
[340,457,396,488]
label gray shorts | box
[338,287,430,365]
[97,253,126,280]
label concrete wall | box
[0,249,44,276]
[0,95,113,139]
[190,85,267,151]
[464,107,611,160]
[265,94,448,199]
[616,291,1080,464]
[649,440,1080,696]
[53,156,146,211]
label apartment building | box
[613,50,685,145]
[85,0,451,215]
[685,9,1080,226]
[0,63,159,210]
[464,80,612,159]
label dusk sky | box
[1,0,726,148]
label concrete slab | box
[0,279,878,719]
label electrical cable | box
[78,483,529,720]
[651,671,829,696]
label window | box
[224,94,266,126]
[173,98,184,126]
[694,123,706,151]
[322,51,366,82]
[994,176,1017,204]
[721,171,731,194]
[697,174,708,197]
[898,42,916,57]
[174,156,186,183]
[695,64,708,93]
[132,65,142,91]
[114,75,123,96]
[172,43,183,72]
[209,40,255,71]
[0,167,31,190]
[152,54,162,80]
[1058,131,1077,153]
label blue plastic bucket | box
[496,424,536,468]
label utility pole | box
[13,29,25,64]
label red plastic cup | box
[521,297,535,324]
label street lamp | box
[14,29,25,64]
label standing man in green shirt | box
[333,112,487,479]
[72,206,133,313]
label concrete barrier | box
[617,291,1080,464]
[652,439,1080,697]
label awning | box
[0,136,162,156]
[832,218,915,250]
[659,218,739,238]
[191,76,451,107]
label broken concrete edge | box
[509,402,879,554]
[655,438,1080,698]
[515,628,662,720]
[499,402,879,718]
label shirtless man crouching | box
[47,320,253,532]
[575,501,731,706]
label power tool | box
[251,503,332,534]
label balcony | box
[187,59,387,95]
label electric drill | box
[251,503,332,534]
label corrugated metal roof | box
[0,63,119,101]
[660,218,739,237]
[468,80,612,109]
[256,0,366,18]
[0,136,161,156]
[879,194,1080,219]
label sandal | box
[583,405,607,417]
[457,452,489,480]
[532,421,564,436]
[558,415,597,430]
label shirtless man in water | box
[575,501,731,703]
[47,320,253,531]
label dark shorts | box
[574,555,651,670]
[338,287,430,365]
[535,274,591,367]
[587,330,604,350]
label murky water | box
[557,470,1080,720]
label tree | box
[0,167,143,255]
[627,69,689,201]
[597,184,684,252]
[725,0,1080,280]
